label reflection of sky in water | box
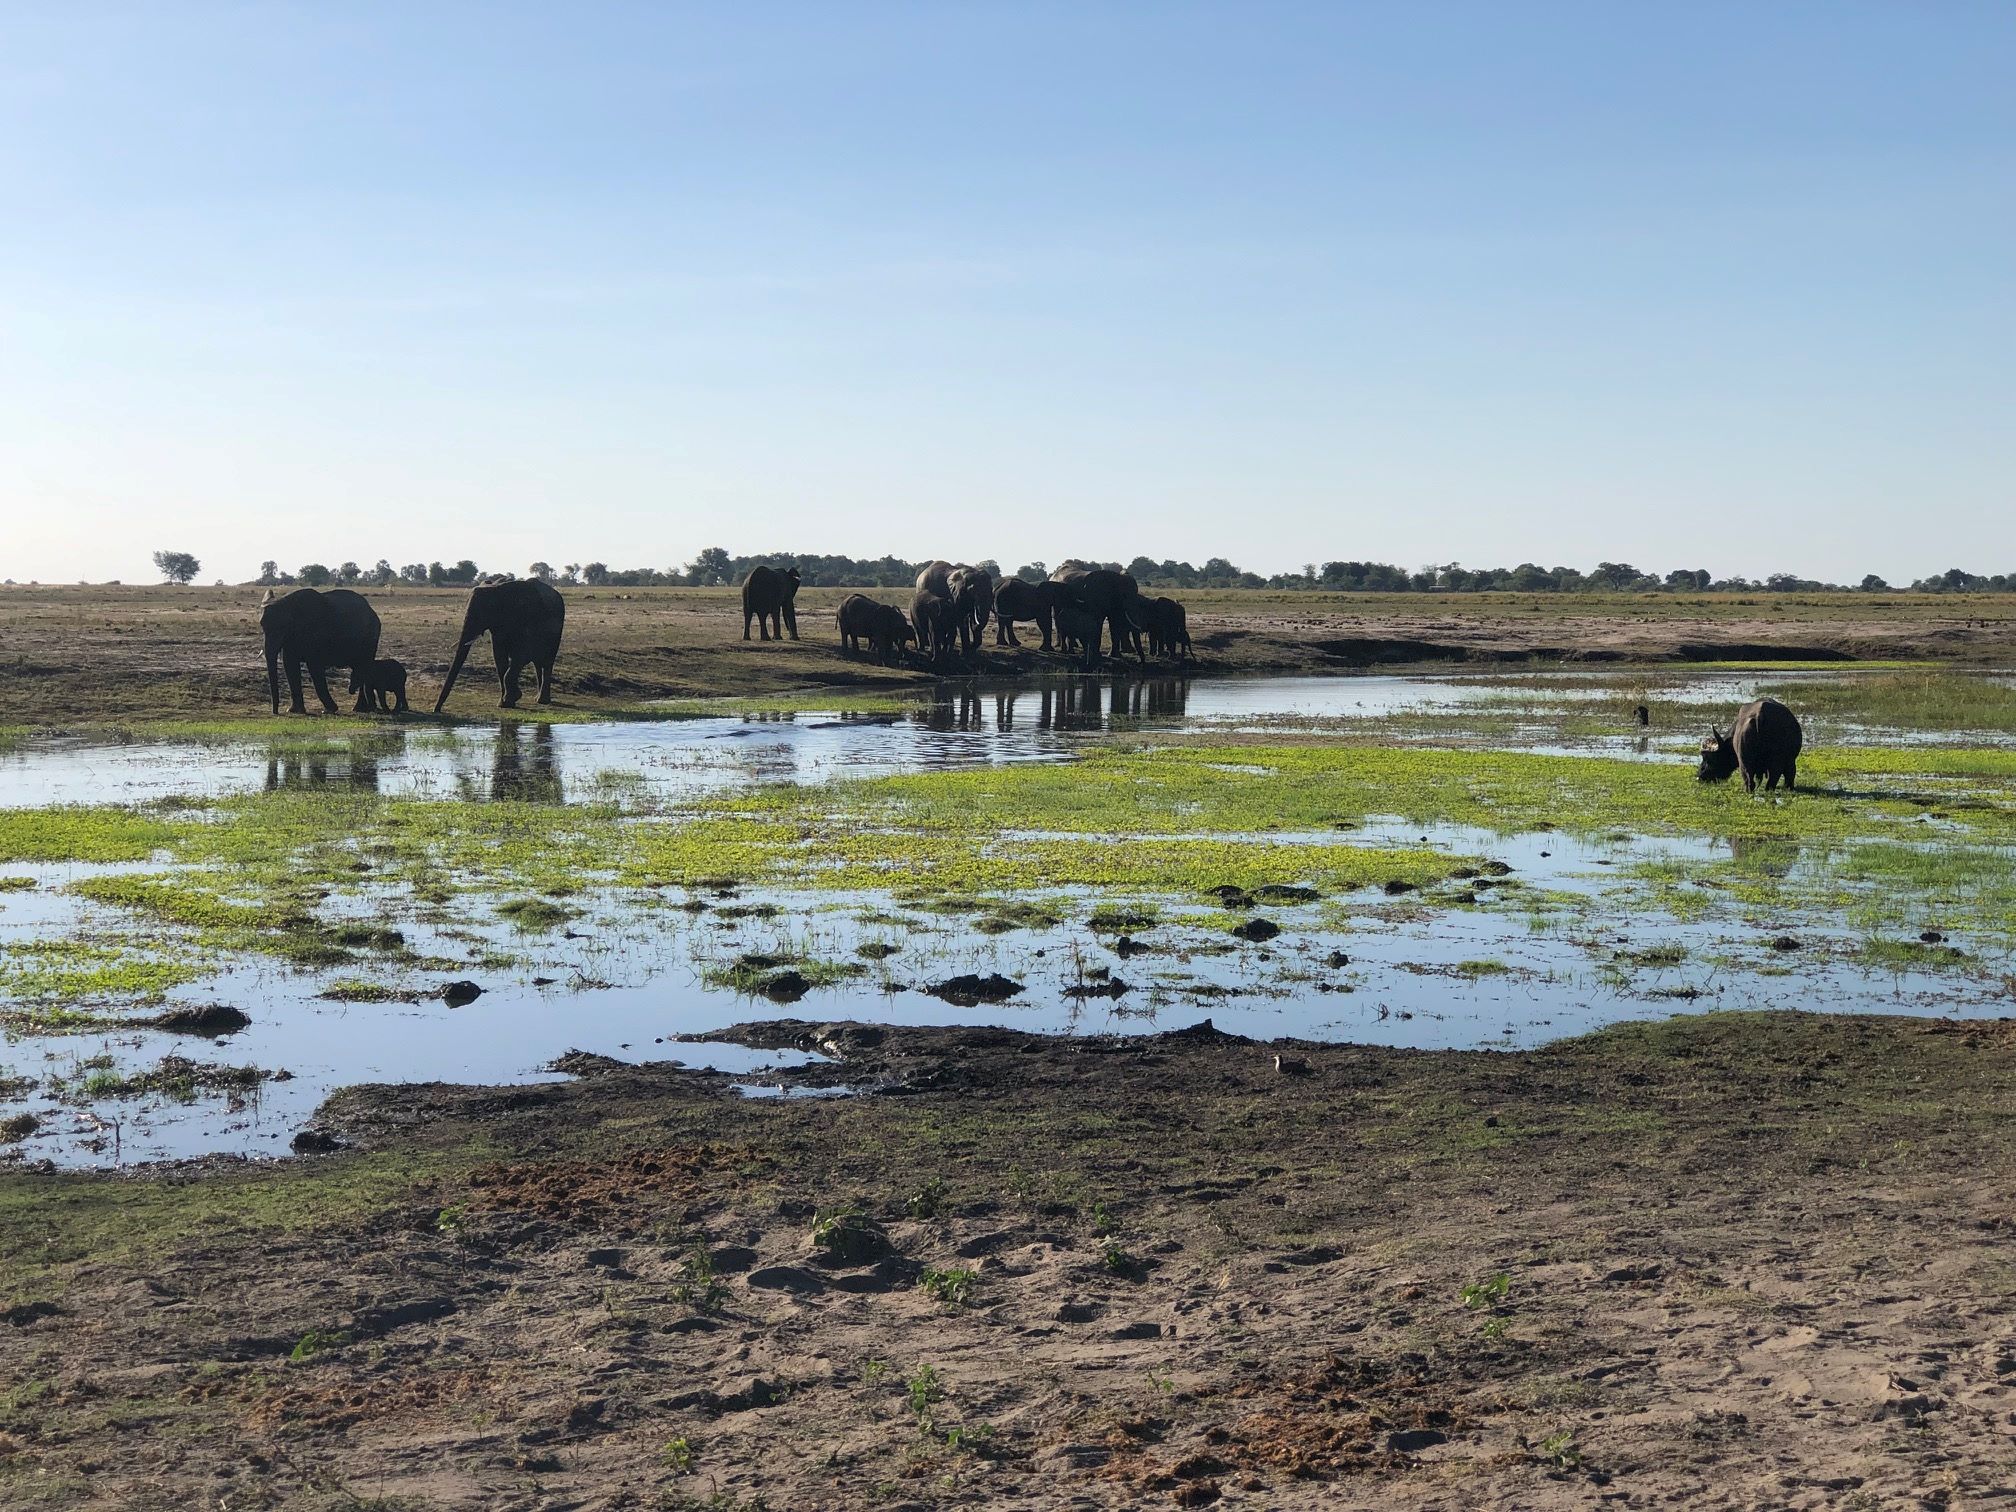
[2,671,2010,1168]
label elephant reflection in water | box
[926,675,1193,735]
[265,751,383,793]
[988,675,1194,732]
[490,721,563,803]
[1113,677,1190,722]
[922,685,985,732]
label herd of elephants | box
[258,558,1191,716]
[259,557,1804,795]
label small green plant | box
[906,1363,944,1424]
[435,1203,466,1235]
[861,1358,890,1385]
[671,1247,728,1312]
[1536,1429,1582,1468]
[1089,1200,1114,1235]
[288,1328,350,1363]
[918,1267,977,1308]
[1100,1239,1139,1276]
[942,1422,996,1453]
[1482,1316,1510,1341]
[905,1176,947,1219]
[1460,1272,1512,1310]
[810,1207,885,1262]
[1145,1367,1175,1396]
[658,1436,696,1473]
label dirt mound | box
[922,972,1023,1006]
[464,1145,738,1227]
[147,1004,252,1036]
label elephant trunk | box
[264,628,282,715]
[435,602,485,713]
[433,638,475,713]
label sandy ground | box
[2,583,2012,719]
[5,1013,2016,1509]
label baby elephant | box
[1699,697,1801,793]
[349,657,410,713]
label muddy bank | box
[4,1011,2015,1508]
[3,584,2012,721]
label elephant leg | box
[309,665,339,713]
[285,657,309,715]
[353,677,373,713]
[537,659,554,704]
[743,612,752,641]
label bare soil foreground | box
[6,1012,2016,1509]
[3,584,2013,719]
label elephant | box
[1048,564,1145,670]
[993,578,1059,649]
[742,565,801,641]
[915,560,994,655]
[434,578,566,712]
[909,588,960,663]
[261,587,381,715]
[1050,593,1102,660]
[348,657,409,712]
[1699,698,1803,793]
[1131,596,1194,661]
[836,593,916,664]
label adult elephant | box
[741,564,801,641]
[1049,564,1144,670]
[914,560,994,655]
[433,578,566,711]
[261,587,381,715]
[993,578,1059,649]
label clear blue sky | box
[2,2,2010,584]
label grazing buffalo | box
[1699,698,1803,793]
[741,565,801,641]
[836,593,916,665]
[993,578,1059,649]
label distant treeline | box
[235,553,2016,595]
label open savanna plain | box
[3,585,2016,1509]
[2,581,2014,719]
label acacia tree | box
[152,550,200,584]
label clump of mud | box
[1065,976,1132,1000]
[147,1005,252,1036]
[923,973,1024,1006]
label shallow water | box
[3,669,2011,1168]
[0,668,1866,809]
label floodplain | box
[4,621,2016,1508]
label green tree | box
[151,550,200,584]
